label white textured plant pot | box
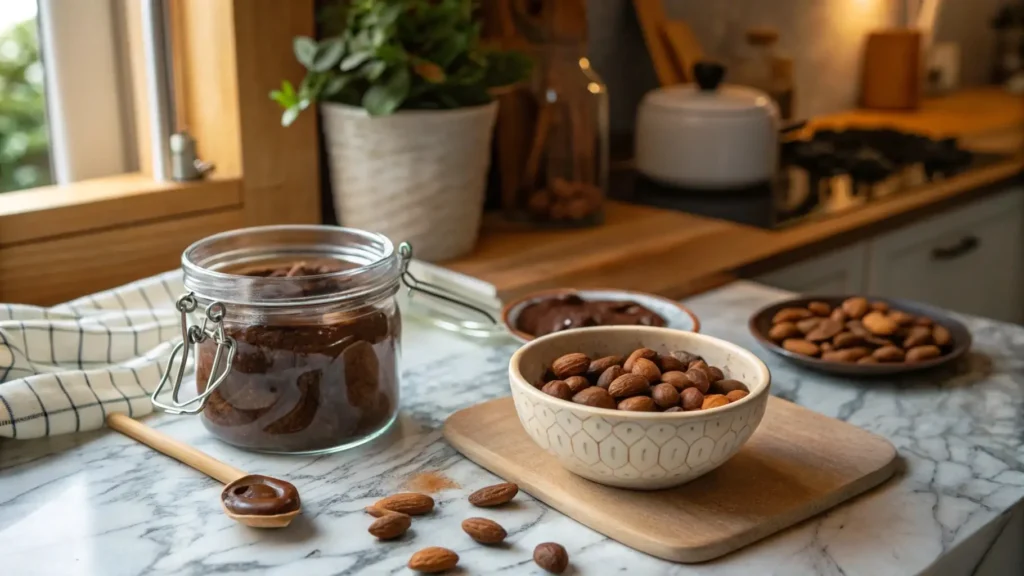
[321,101,498,262]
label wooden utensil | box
[632,0,684,86]
[444,396,897,563]
[661,20,704,82]
[106,413,301,528]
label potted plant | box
[272,0,531,261]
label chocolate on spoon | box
[106,413,301,528]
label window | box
[0,0,50,192]
[1,0,135,194]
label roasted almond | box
[408,547,459,573]
[846,320,869,336]
[540,380,572,401]
[670,350,702,365]
[870,301,890,313]
[889,310,915,326]
[533,543,569,574]
[914,316,934,327]
[572,386,616,409]
[368,512,411,540]
[656,354,687,372]
[857,356,880,364]
[833,331,865,349]
[651,383,680,409]
[932,325,952,347]
[623,348,657,371]
[783,338,820,357]
[862,311,899,336]
[796,317,822,334]
[710,379,748,395]
[768,322,802,342]
[807,301,832,316]
[822,347,870,363]
[372,493,435,516]
[841,297,870,319]
[680,387,704,411]
[821,342,834,352]
[608,373,650,398]
[461,517,507,544]
[596,365,626,389]
[902,326,933,349]
[725,390,749,402]
[906,345,941,363]
[551,353,590,379]
[873,345,905,362]
[805,319,843,342]
[563,376,591,394]
[772,307,813,324]
[468,482,519,507]
[660,371,692,390]
[683,368,710,394]
[586,355,623,379]
[618,396,656,411]
[702,394,730,410]
[705,366,724,383]
[830,308,849,323]
[630,357,662,384]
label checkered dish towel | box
[0,271,187,439]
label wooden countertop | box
[444,88,1024,299]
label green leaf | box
[362,67,410,116]
[293,37,318,68]
[311,38,345,72]
[322,75,352,97]
[340,51,372,71]
[375,43,407,64]
[362,60,387,81]
[269,80,299,109]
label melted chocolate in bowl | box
[516,294,667,337]
[221,474,301,516]
[196,261,400,453]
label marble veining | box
[2,281,1024,575]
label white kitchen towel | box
[0,271,187,439]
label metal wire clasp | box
[397,242,497,324]
[151,292,236,415]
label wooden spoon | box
[106,413,301,528]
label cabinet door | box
[867,187,1024,323]
[754,243,869,294]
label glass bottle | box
[516,43,609,227]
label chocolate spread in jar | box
[196,261,400,453]
[516,294,666,337]
[221,474,301,516]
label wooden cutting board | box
[443,396,897,563]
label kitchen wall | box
[588,0,1010,136]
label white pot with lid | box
[635,62,780,189]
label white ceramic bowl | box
[509,326,770,490]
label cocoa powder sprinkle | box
[402,471,460,494]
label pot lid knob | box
[694,61,726,92]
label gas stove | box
[614,128,1010,229]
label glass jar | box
[171,226,402,454]
[513,44,608,227]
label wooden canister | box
[861,29,923,110]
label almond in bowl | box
[508,326,770,490]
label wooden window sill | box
[0,173,242,246]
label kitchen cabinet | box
[754,243,869,294]
[866,186,1024,324]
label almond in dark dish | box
[196,261,399,453]
[516,294,666,337]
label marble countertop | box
[3,281,1024,575]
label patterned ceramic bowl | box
[509,326,770,490]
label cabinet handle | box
[931,235,980,261]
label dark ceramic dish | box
[749,296,972,376]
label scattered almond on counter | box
[461,517,507,544]
[370,493,435,516]
[368,512,411,540]
[533,542,569,574]
[408,546,459,573]
[468,482,519,507]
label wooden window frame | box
[0,0,320,305]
